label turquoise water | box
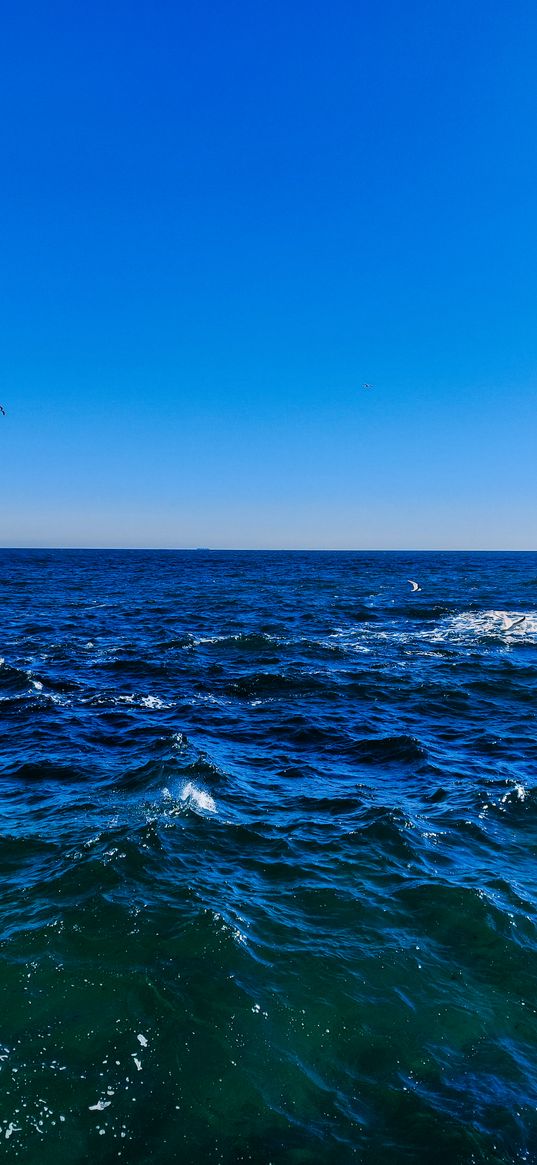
[1,550,536,1162]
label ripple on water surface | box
[0,550,537,1163]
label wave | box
[3,760,88,783]
[177,781,217,815]
[192,631,282,651]
[0,659,34,695]
[82,691,175,710]
[229,670,329,698]
[1,550,537,1164]
[347,733,427,765]
[424,610,537,645]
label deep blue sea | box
[1,549,537,1163]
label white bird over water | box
[408,580,421,592]
[498,613,526,632]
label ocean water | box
[1,549,536,1164]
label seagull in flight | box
[361,383,374,389]
[408,579,421,592]
[500,613,525,631]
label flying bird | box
[361,383,374,389]
[408,580,421,592]
[500,613,525,632]
[0,405,5,416]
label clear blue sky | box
[1,0,536,548]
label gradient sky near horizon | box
[1,0,536,548]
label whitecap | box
[115,694,172,710]
[192,635,228,646]
[420,610,537,645]
[501,783,528,804]
[180,782,217,815]
[189,693,231,707]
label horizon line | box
[1,546,536,554]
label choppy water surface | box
[1,550,537,1164]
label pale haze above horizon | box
[1,0,536,550]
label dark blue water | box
[1,550,536,1163]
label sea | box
[1,549,536,1164]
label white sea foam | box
[419,610,537,646]
[180,782,217,815]
[116,694,172,710]
[501,783,528,804]
[139,695,169,709]
[323,629,371,653]
[171,731,188,749]
[189,693,231,707]
[323,612,537,655]
[160,779,218,819]
[191,632,278,647]
[192,635,229,646]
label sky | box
[1,0,536,548]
